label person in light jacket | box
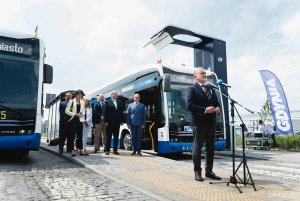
[82,99,93,153]
[65,89,86,157]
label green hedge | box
[236,133,300,150]
[276,134,300,150]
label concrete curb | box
[40,145,171,201]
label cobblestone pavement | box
[41,144,300,201]
[0,149,159,201]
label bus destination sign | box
[0,38,33,56]
[170,74,194,85]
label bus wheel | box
[16,150,29,158]
[122,133,132,150]
[22,150,29,157]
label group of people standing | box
[58,89,90,156]
[58,89,146,157]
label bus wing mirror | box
[44,64,53,84]
[163,74,171,92]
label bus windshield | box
[167,84,191,124]
[167,72,224,137]
[0,56,39,112]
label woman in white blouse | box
[65,89,87,156]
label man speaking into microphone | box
[186,67,222,182]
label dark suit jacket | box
[93,101,104,124]
[59,101,68,124]
[104,99,125,125]
[186,82,220,126]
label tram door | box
[138,87,157,151]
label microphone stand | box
[208,84,256,193]
[232,103,257,191]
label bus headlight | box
[19,129,25,134]
[27,130,32,134]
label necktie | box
[113,100,117,109]
[203,85,211,101]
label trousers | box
[192,125,216,173]
[130,126,142,153]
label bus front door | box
[139,88,157,151]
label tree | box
[258,99,273,124]
[42,120,49,134]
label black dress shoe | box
[113,151,119,155]
[195,172,203,182]
[105,152,109,155]
[131,152,136,155]
[205,172,221,180]
[58,150,63,154]
[137,152,142,156]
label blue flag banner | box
[259,70,293,134]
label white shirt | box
[258,122,275,135]
[196,82,207,91]
[112,98,117,109]
[100,101,104,118]
[84,107,93,127]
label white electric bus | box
[86,64,226,154]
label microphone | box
[206,82,219,90]
[217,79,231,88]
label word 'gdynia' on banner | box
[259,70,294,134]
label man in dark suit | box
[58,92,72,154]
[104,90,125,155]
[126,93,146,156]
[186,67,221,182]
[93,94,106,153]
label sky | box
[1,0,300,115]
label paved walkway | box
[41,141,300,201]
[0,150,158,201]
